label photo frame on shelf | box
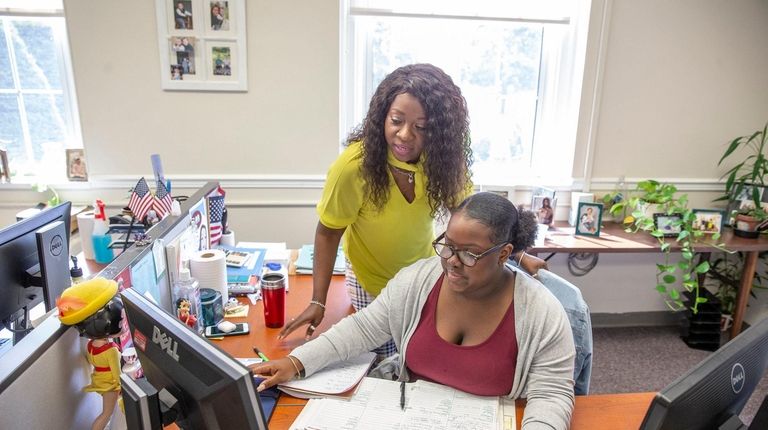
[65,148,88,182]
[653,213,683,238]
[575,202,602,237]
[155,0,247,91]
[532,196,557,226]
[692,209,726,234]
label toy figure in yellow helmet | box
[57,277,123,430]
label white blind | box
[349,0,571,24]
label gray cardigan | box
[291,257,575,429]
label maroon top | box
[405,275,518,396]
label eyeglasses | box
[432,232,508,267]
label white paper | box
[279,352,375,397]
[290,377,500,430]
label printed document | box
[290,376,511,429]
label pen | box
[252,346,269,362]
[400,380,406,411]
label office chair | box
[508,262,593,395]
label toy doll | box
[57,277,124,430]
[177,297,198,329]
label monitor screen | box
[120,287,267,429]
[0,202,72,332]
[641,317,768,430]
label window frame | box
[0,8,83,183]
[340,1,590,187]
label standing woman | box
[280,64,543,356]
[279,64,472,356]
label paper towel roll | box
[189,249,228,306]
[76,211,95,260]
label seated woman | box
[252,192,575,429]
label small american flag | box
[128,177,153,221]
[208,194,225,246]
[154,180,173,218]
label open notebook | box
[289,376,517,430]
[278,352,376,399]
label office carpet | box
[590,325,768,425]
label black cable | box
[567,252,599,276]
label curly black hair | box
[454,192,538,252]
[346,64,473,217]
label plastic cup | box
[261,273,286,328]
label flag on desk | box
[154,180,173,218]
[128,177,153,221]
[208,194,225,245]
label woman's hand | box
[278,304,324,340]
[250,358,302,391]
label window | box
[0,0,81,182]
[342,0,590,186]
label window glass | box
[0,93,23,162]
[0,21,13,88]
[345,2,588,186]
[26,93,66,159]
[11,20,62,90]
[0,11,80,182]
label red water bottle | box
[261,273,286,328]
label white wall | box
[1,0,768,321]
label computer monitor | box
[640,317,768,430]
[120,287,268,429]
[0,202,72,338]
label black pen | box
[400,381,406,411]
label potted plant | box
[616,180,724,314]
[706,251,768,333]
[717,121,768,237]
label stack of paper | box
[290,376,514,429]
[278,352,375,399]
[237,241,291,291]
[295,244,345,275]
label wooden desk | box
[215,275,655,429]
[531,222,768,338]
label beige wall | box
[1,0,768,318]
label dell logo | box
[731,363,745,394]
[152,326,180,361]
[49,234,63,256]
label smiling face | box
[385,93,426,163]
[439,213,512,295]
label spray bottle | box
[91,199,114,264]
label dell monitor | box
[640,316,768,430]
[120,288,268,429]
[0,202,72,341]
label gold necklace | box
[390,165,414,184]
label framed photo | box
[692,209,726,234]
[531,186,556,207]
[155,0,247,91]
[653,213,683,238]
[532,195,557,225]
[0,149,9,182]
[66,149,88,181]
[575,202,602,237]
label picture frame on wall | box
[155,0,247,91]
[692,209,726,234]
[575,202,602,237]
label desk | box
[530,222,768,338]
[216,274,655,429]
